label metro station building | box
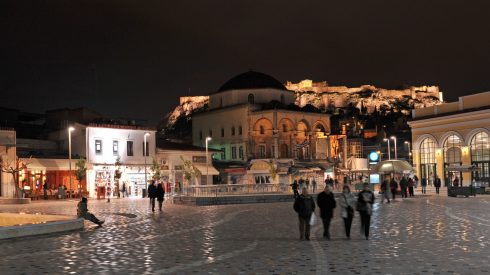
[409,91,490,187]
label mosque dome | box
[213,71,287,94]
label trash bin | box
[142,188,147,198]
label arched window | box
[471,132,490,162]
[248,94,255,104]
[260,125,265,135]
[282,124,287,133]
[471,131,490,184]
[444,135,462,163]
[419,138,437,185]
[443,135,462,186]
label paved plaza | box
[1,193,490,274]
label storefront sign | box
[192,156,207,163]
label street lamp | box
[383,138,391,160]
[68,126,75,199]
[144,132,150,198]
[390,136,397,160]
[405,141,412,163]
[205,137,212,185]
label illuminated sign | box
[369,151,379,162]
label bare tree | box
[0,156,31,198]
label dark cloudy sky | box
[2,0,490,125]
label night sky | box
[2,0,490,125]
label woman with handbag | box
[339,185,356,239]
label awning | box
[26,158,71,171]
[193,163,220,175]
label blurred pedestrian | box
[122,182,127,198]
[312,179,317,192]
[408,177,415,197]
[400,176,408,198]
[339,185,356,239]
[357,183,375,240]
[290,180,299,199]
[293,187,315,241]
[148,180,157,212]
[390,177,398,200]
[156,182,165,211]
[434,176,441,194]
[317,185,336,240]
[380,177,390,203]
[421,178,427,194]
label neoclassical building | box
[192,71,331,163]
[409,91,490,186]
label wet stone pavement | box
[0,194,490,274]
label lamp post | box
[390,136,397,160]
[68,126,75,199]
[144,132,150,198]
[383,138,391,160]
[405,141,412,164]
[205,137,212,185]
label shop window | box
[113,140,119,156]
[127,141,134,156]
[221,148,226,160]
[239,146,244,159]
[259,145,266,158]
[248,94,255,104]
[95,140,102,155]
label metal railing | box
[182,184,291,197]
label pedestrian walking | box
[115,184,120,198]
[290,180,299,199]
[434,176,441,194]
[339,185,356,239]
[316,185,336,240]
[156,182,165,211]
[400,176,408,198]
[453,176,460,187]
[414,175,419,188]
[293,187,315,241]
[77,197,104,226]
[421,178,427,194]
[299,178,305,190]
[43,180,48,200]
[312,179,317,193]
[148,180,157,212]
[380,178,390,203]
[390,177,398,200]
[357,183,375,240]
[305,179,310,192]
[408,177,415,197]
[122,182,127,198]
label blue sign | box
[369,151,379,162]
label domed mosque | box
[192,71,332,185]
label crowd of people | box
[293,183,375,241]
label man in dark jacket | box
[156,182,165,211]
[434,176,442,194]
[290,180,299,198]
[317,185,336,239]
[357,183,375,240]
[390,177,398,200]
[400,176,408,198]
[293,187,315,240]
[148,181,157,212]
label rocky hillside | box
[163,80,442,128]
